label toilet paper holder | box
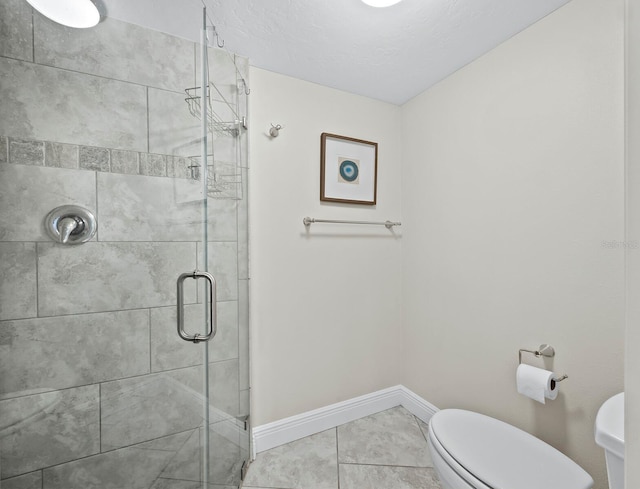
[518,344,568,383]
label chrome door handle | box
[177,270,217,343]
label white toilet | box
[427,409,594,489]
[594,392,624,489]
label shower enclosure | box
[0,2,250,488]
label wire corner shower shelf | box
[185,85,247,138]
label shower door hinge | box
[237,414,249,431]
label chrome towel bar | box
[303,217,401,229]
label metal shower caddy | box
[182,11,250,200]
[185,84,247,138]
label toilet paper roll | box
[516,364,558,404]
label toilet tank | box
[595,392,624,489]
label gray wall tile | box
[0,136,7,164]
[167,156,193,179]
[0,11,249,484]
[0,310,150,398]
[150,479,238,489]
[0,164,96,242]
[157,429,200,481]
[37,242,197,316]
[199,242,238,301]
[233,54,250,85]
[240,389,250,418]
[44,142,78,169]
[0,0,33,62]
[9,139,44,166]
[100,368,206,450]
[101,360,239,451]
[137,431,192,452]
[150,301,238,372]
[0,386,100,478]
[239,129,249,169]
[1,471,42,489]
[211,100,238,123]
[238,171,249,279]
[159,427,243,486]
[110,149,139,175]
[238,280,250,392]
[209,359,240,416]
[210,136,237,166]
[34,16,195,92]
[42,444,174,489]
[79,146,109,171]
[150,479,201,489]
[207,161,243,200]
[0,243,37,321]
[199,48,238,103]
[208,198,238,242]
[208,427,245,486]
[97,172,205,242]
[139,154,167,177]
[150,305,202,372]
[0,58,147,151]
[148,88,201,157]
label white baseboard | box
[251,385,438,458]
[397,385,439,424]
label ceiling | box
[101,0,571,105]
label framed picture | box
[320,133,378,205]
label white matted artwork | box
[320,133,378,205]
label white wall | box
[626,1,640,487]
[248,68,403,426]
[400,1,624,488]
[248,1,626,486]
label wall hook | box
[240,78,251,95]
[207,25,225,48]
[212,26,225,48]
[269,124,283,138]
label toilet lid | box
[429,409,593,489]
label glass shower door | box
[0,4,249,488]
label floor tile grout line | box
[338,461,436,469]
[413,413,430,445]
[335,426,340,489]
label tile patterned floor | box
[243,406,442,489]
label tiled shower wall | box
[0,1,250,487]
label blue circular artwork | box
[339,160,359,182]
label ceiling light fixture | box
[25,0,100,29]
[361,0,403,7]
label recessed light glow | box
[361,0,403,7]
[26,0,100,29]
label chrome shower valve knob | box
[44,205,97,245]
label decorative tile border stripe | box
[0,135,196,180]
[0,135,246,199]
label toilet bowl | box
[427,409,593,489]
[594,392,624,489]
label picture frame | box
[320,133,378,205]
